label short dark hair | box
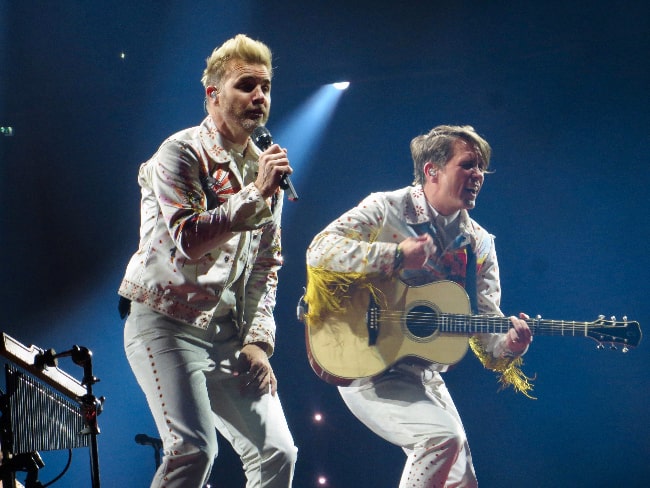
[411,125,491,185]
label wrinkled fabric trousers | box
[125,302,297,488]
[339,364,477,488]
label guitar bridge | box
[366,294,379,346]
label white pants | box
[124,303,297,488]
[339,364,477,488]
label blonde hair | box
[411,125,492,185]
[201,34,273,88]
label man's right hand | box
[398,234,437,270]
[255,144,292,199]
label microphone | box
[251,126,298,201]
[135,433,163,450]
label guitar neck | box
[399,305,639,348]
[441,314,600,337]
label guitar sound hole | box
[405,304,438,339]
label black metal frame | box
[0,333,103,488]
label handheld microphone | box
[251,126,298,201]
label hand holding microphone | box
[251,126,298,201]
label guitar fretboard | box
[378,309,639,346]
[439,314,594,337]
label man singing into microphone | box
[118,34,297,488]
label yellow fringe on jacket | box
[303,266,384,326]
[469,336,536,399]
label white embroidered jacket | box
[119,116,282,353]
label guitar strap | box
[410,221,478,313]
[465,244,478,315]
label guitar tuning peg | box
[622,346,629,353]
[610,316,616,321]
[623,316,628,322]
[596,343,604,350]
[610,344,617,351]
[598,314,605,320]
[536,314,542,320]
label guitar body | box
[305,280,472,385]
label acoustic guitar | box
[304,280,641,385]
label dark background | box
[1,1,648,487]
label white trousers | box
[339,364,478,488]
[124,303,297,488]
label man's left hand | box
[506,313,533,354]
[236,343,277,397]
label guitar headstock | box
[587,316,642,351]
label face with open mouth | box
[429,138,485,215]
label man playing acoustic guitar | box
[303,125,533,487]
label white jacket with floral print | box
[119,116,283,354]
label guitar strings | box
[375,310,630,336]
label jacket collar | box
[406,185,477,248]
[198,116,232,164]
[197,116,263,163]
